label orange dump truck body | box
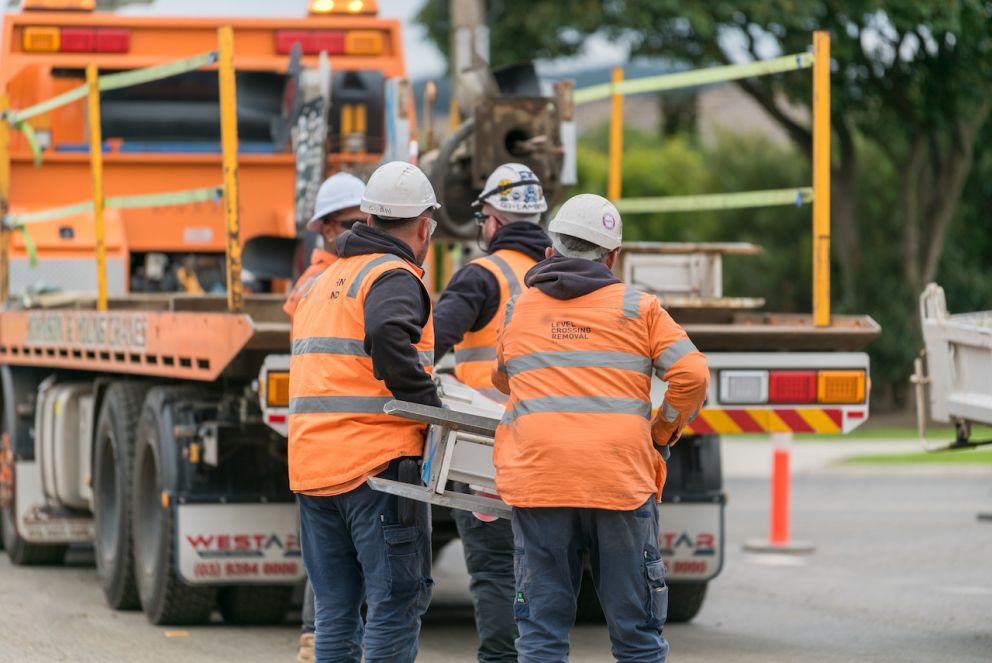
[1,8,404,295]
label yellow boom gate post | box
[577,31,832,328]
[573,32,879,440]
[0,26,243,312]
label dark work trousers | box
[453,506,519,662]
[302,580,315,634]
[298,460,433,663]
[511,497,669,663]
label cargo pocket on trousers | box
[382,524,421,595]
[644,557,669,630]
[512,547,530,619]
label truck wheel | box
[1,416,66,565]
[132,388,216,625]
[666,582,708,623]
[93,381,149,610]
[218,586,294,625]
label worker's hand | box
[651,417,681,449]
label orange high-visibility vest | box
[493,283,708,510]
[283,248,336,319]
[452,249,537,402]
[288,252,435,493]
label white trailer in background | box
[913,283,992,451]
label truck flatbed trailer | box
[0,294,289,381]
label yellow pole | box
[218,26,242,312]
[86,64,108,312]
[449,97,460,132]
[812,31,831,327]
[607,67,624,202]
[0,95,10,304]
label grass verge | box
[845,448,992,465]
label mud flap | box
[175,502,306,585]
[15,460,93,544]
[658,501,724,582]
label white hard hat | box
[548,194,623,252]
[360,161,441,220]
[474,163,548,214]
[306,172,366,232]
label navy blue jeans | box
[298,460,433,663]
[511,498,669,663]
[453,506,519,662]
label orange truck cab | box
[1,0,402,296]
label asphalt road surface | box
[2,466,990,662]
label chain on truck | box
[0,0,881,632]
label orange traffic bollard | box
[745,433,814,554]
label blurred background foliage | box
[419,0,992,408]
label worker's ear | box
[604,247,620,270]
[545,247,554,259]
[364,214,373,226]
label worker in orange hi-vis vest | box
[284,172,367,321]
[289,162,441,663]
[285,172,364,663]
[433,163,551,663]
[491,194,709,663]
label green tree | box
[417,0,992,308]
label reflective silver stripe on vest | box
[292,336,366,356]
[622,287,643,318]
[505,350,652,378]
[289,395,393,414]
[296,274,321,302]
[504,294,518,326]
[654,338,699,376]
[501,395,652,424]
[347,254,405,297]
[293,336,433,368]
[455,346,498,363]
[482,254,522,297]
[660,399,680,423]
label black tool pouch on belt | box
[397,457,421,527]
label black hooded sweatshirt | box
[433,222,551,360]
[335,223,441,407]
[523,255,622,298]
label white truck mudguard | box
[176,502,306,585]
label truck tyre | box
[132,388,216,625]
[666,582,708,623]
[93,381,149,610]
[218,586,294,625]
[1,415,66,566]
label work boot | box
[296,633,314,663]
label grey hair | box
[551,232,609,261]
[501,211,541,224]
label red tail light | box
[275,29,346,55]
[56,27,129,53]
[768,371,817,403]
[59,27,95,52]
[95,29,130,53]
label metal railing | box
[576,32,831,327]
[0,27,243,312]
